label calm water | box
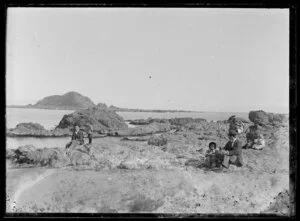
[6,108,74,130]
[6,107,249,149]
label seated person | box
[228,115,244,135]
[205,142,223,168]
[66,124,84,149]
[244,125,264,150]
[221,133,243,168]
[252,134,265,150]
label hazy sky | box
[6,8,289,113]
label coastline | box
[6,105,199,113]
[6,125,290,214]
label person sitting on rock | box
[65,124,84,149]
[252,134,265,150]
[205,142,223,168]
[221,133,243,168]
[244,124,263,149]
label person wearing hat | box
[228,115,244,135]
[65,124,85,149]
[221,133,244,168]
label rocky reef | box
[7,112,288,173]
[6,123,71,137]
[128,117,207,126]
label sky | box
[6,8,289,113]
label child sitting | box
[205,142,222,168]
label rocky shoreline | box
[6,109,290,214]
[6,110,288,169]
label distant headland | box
[6,91,196,113]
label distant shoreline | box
[6,105,200,113]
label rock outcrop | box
[228,115,250,124]
[169,118,207,126]
[249,110,288,127]
[128,119,152,125]
[96,103,108,109]
[33,91,95,110]
[7,114,289,173]
[147,135,168,146]
[56,107,128,134]
[268,112,288,127]
[128,118,207,127]
[6,110,290,214]
[114,122,173,137]
[6,123,71,137]
[11,145,70,167]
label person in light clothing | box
[252,134,265,150]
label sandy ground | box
[6,126,291,215]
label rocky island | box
[7,91,196,112]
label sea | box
[6,107,249,149]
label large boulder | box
[56,107,128,134]
[7,123,49,136]
[249,110,270,126]
[13,145,70,167]
[68,150,92,167]
[249,110,288,127]
[6,123,72,137]
[16,144,37,154]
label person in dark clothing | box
[66,125,84,149]
[205,142,223,168]
[71,125,84,144]
[87,125,93,145]
[221,133,243,168]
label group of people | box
[205,115,266,169]
[205,133,244,169]
[65,124,93,150]
[65,115,263,170]
[204,115,244,169]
